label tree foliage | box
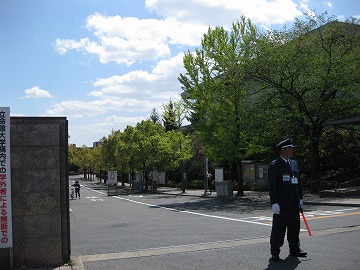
[149,107,161,124]
[97,120,192,190]
[179,16,261,195]
[162,100,178,131]
[179,13,360,191]
[68,13,360,194]
[249,13,360,179]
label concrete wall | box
[0,117,70,269]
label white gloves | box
[299,199,304,208]
[272,203,280,215]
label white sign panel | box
[259,167,264,178]
[215,167,224,182]
[0,107,13,248]
[107,171,117,185]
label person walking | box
[268,139,307,261]
[208,173,213,194]
[72,180,81,199]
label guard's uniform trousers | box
[268,158,303,256]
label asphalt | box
[21,182,360,270]
[154,186,360,207]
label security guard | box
[268,139,307,261]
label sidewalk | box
[154,186,360,207]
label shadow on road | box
[148,196,320,214]
[264,256,302,270]
[150,196,271,214]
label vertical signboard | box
[107,171,117,185]
[215,167,223,182]
[249,164,255,178]
[0,107,13,248]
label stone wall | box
[0,117,70,269]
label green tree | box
[91,146,103,179]
[172,100,192,192]
[149,107,161,124]
[179,17,260,196]
[163,100,178,131]
[249,13,360,181]
[131,120,175,190]
[101,130,122,170]
[68,144,79,172]
[75,146,94,179]
[98,120,193,190]
[130,120,193,190]
[120,125,138,176]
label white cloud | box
[54,38,87,54]
[103,115,146,128]
[54,13,202,65]
[54,1,305,66]
[68,114,147,146]
[45,100,105,117]
[146,0,303,26]
[53,0,312,146]
[299,0,317,18]
[89,53,185,101]
[22,86,53,99]
[44,53,186,144]
[44,98,156,117]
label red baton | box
[300,208,312,236]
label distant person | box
[268,139,307,261]
[72,180,81,199]
[207,173,213,194]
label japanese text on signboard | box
[0,108,12,248]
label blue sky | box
[1,0,359,147]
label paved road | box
[69,177,360,270]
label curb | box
[71,256,84,270]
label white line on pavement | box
[85,187,273,227]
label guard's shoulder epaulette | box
[270,159,278,165]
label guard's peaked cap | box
[276,139,295,149]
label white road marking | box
[85,196,104,201]
[87,188,273,227]
[83,186,358,229]
[303,208,358,217]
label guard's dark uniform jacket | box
[268,158,303,255]
[268,158,303,209]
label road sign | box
[107,171,117,185]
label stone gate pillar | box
[0,117,70,269]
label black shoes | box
[290,249,307,257]
[272,249,307,261]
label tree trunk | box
[309,135,321,181]
[144,171,149,191]
[235,159,244,196]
